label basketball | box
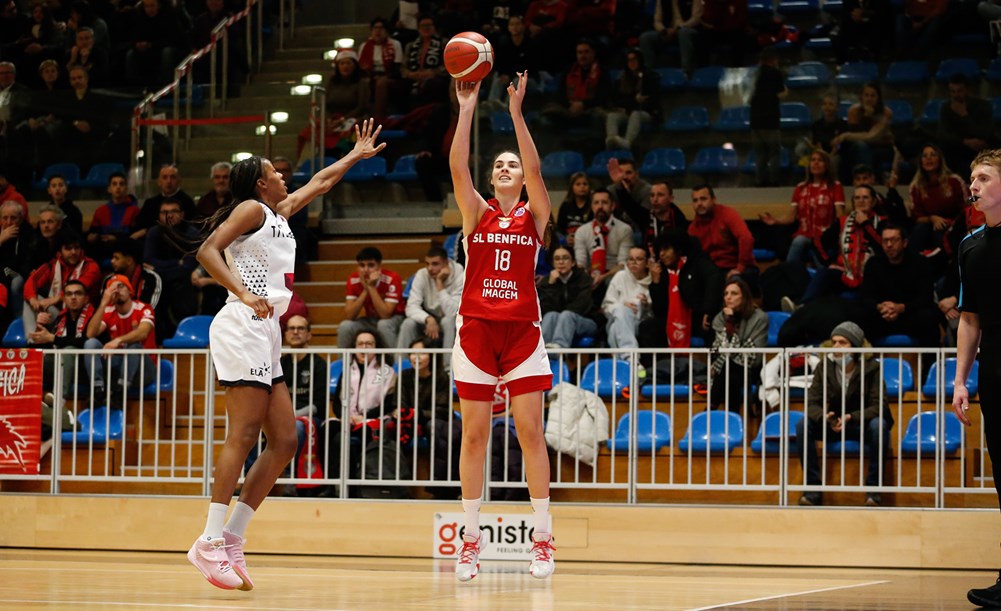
[444,32,493,82]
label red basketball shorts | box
[451,314,552,401]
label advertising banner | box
[433,511,540,560]
[0,349,43,475]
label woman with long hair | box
[908,143,972,252]
[708,277,768,412]
[605,47,660,151]
[760,149,845,265]
[449,73,556,582]
[555,171,593,247]
[831,81,894,183]
[186,120,385,592]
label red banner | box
[0,349,43,474]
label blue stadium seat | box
[786,61,830,89]
[827,438,861,454]
[663,106,710,132]
[766,311,790,348]
[655,67,686,91]
[33,162,81,191]
[748,0,774,15]
[141,358,175,396]
[690,336,705,348]
[395,358,413,374]
[489,111,514,134]
[2,318,26,348]
[580,359,630,399]
[609,410,672,453]
[884,99,914,127]
[741,147,792,174]
[822,0,843,13]
[689,66,725,91]
[987,58,1001,83]
[341,157,387,182]
[751,410,804,454]
[712,105,750,132]
[551,360,571,387]
[880,357,914,398]
[753,248,777,262]
[640,147,686,177]
[386,154,419,182]
[292,156,336,186]
[443,232,460,260]
[541,151,585,179]
[588,149,633,177]
[922,358,978,398]
[640,382,690,400]
[329,359,344,396]
[62,406,124,444]
[805,37,833,52]
[780,102,812,129]
[691,146,739,175]
[900,411,962,455]
[873,334,917,347]
[920,99,946,127]
[834,61,879,86]
[572,335,595,348]
[162,315,213,348]
[935,58,980,83]
[81,162,126,189]
[884,61,929,86]
[678,411,744,454]
[401,274,415,300]
[991,98,1001,122]
[778,0,819,13]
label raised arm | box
[449,80,489,237]
[510,72,552,239]
[277,118,386,218]
[196,200,273,319]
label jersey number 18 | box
[494,249,511,272]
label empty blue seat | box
[690,336,706,348]
[62,407,124,444]
[401,274,415,300]
[572,335,595,348]
[2,318,26,348]
[787,61,830,89]
[329,359,344,396]
[640,147,686,177]
[987,58,1001,83]
[884,99,914,127]
[741,147,792,174]
[778,0,819,13]
[873,334,917,347]
[880,357,914,398]
[712,105,750,132]
[753,248,777,262]
[664,105,710,132]
[551,360,571,387]
[884,61,929,86]
[923,358,978,398]
[751,410,804,454]
[162,315,213,348]
[341,157,386,182]
[920,99,946,127]
[766,311,790,348]
[689,66,725,91]
[587,149,633,177]
[691,146,739,175]
[679,411,744,454]
[443,232,460,260]
[81,162,126,189]
[822,0,843,13]
[33,162,81,191]
[640,383,690,400]
[293,156,336,185]
[610,410,672,453]
[655,67,686,91]
[140,358,175,397]
[386,154,419,182]
[748,0,774,15]
[580,359,630,399]
[489,111,514,134]
[805,37,833,52]
[541,151,585,179]
[935,58,980,83]
[395,358,413,374]
[834,61,879,86]
[900,411,962,455]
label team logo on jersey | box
[498,216,512,229]
[513,207,526,217]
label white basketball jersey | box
[224,202,296,317]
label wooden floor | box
[0,549,990,610]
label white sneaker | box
[529,532,555,579]
[455,534,481,582]
[780,296,797,313]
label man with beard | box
[573,189,634,304]
[84,274,156,400]
[144,198,198,340]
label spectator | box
[601,246,652,355]
[638,0,701,74]
[797,94,848,162]
[484,15,540,111]
[357,17,403,120]
[835,0,893,63]
[541,38,609,133]
[605,49,660,152]
[390,0,421,46]
[852,163,909,228]
[908,144,971,253]
[26,278,95,394]
[687,184,757,327]
[325,48,370,122]
[9,3,66,81]
[794,321,893,506]
[23,229,101,333]
[606,158,651,232]
[0,167,28,218]
[707,277,768,412]
[538,245,595,349]
[760,149,845,266]
[481,0,527,37]
[44,174,83,235]
[896,0,946,59]
[134,164,196,238]
[66,1,110,53]
[0,62,30,183]
[749,46,787,188]
[87,171,139,263]
[195,161,233,220]
[566,0,615,43]
[279,314,329,483]
[939,74,994,176]
[524,0,570,72]
[191,0,246,86]
[693,0,752,69]
[0,199,34,320]
[57,65,106,169]
[65,26,108,86]
[555,171,592,248]
[29,204,65,270]
[640,180,689,251]
[337,246,406,349]
[573,188,634,293]
[396,15,448,112]
[398,246,464,354]
[125,0,188,86]
[13,59,64,170]
[83,273,156,400]
[106,237,161,317]
[272,156,317,267]
[831,81,894,186]
[861,224,940,346]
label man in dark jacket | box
[538,245,595,349]
[793,321,894,507]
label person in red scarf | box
[26,279,94,395]
[541,38,609,131]
[357,16,403,120]
[23,229,101,339]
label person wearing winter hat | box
[792,319,894,507]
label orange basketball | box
[444,32,494,82]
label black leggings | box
[979,351,1001,509]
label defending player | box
[449,73,556,582]
[186,120,385,591]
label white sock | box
[202,502,229,540]
[461,497,481,539]
[530,496,551,536]
[224,501,255,539]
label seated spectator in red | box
[357,17,403,120]
[908,144,970,253]
[26,279,95,395]
[194,162,233,219]
[87,171,139,263]
[23,229,101,339]
[83,274,157,398]
[337,246,405,349]
[541,38,609,133]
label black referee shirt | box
[958,224,1001,344]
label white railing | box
[4,346,993,509]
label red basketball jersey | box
[459,199,542,321]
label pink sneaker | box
[455,534,481,582]
[187,537,244,590]
[529,532,555,579]
[223,530,254,591]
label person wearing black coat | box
[537,245,596,349]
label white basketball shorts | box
[209,301,284,392]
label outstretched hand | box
[507,71,529,114]
[455,80,481,110]
[352,118,387,158]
